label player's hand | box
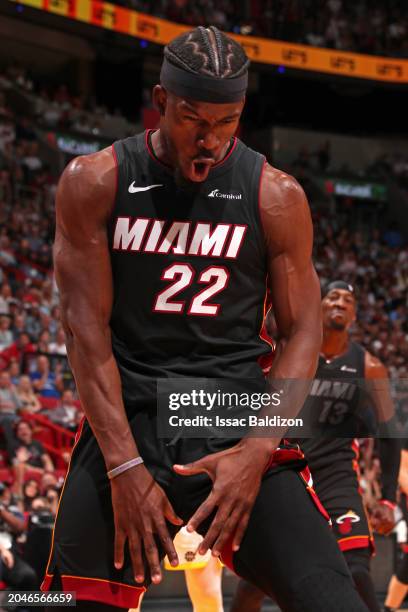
[173,438,275,557]
[110,464,183,584]
[370,501,395,535]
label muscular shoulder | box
[364,350,388,379]
[259,162,311,255]
[56,146,116,226]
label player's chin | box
[329,319,346,331]
[183,160,213,183]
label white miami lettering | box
[112,217,247,260]
[188,223,231,257]
[225,225,247,259]
[113,217,150,251]
[158,221,191,254]
[144,220,166,252]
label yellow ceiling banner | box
[10,0,408,83]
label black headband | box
[160,57,248,103]
[323,280,356,298]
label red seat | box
[0,468,13,483]
[0,449,9,468]
[39,397,59,410]
[34,427,55,447]
[23,470,42,484]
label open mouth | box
[190,158,215,181]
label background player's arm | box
[54,148,181,583]
[365,352,400,532]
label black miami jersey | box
[298,342,376,552]
[300,341,373,479]
[109,130,270,405]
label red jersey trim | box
[41,573,145,609]
[220,445,330,575]
[111,143,119,203]
[338,535,374,554]
[42,418,86,580]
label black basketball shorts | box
[311,464,374,555]
[41,407,364,610]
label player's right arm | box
[54,148,182,584]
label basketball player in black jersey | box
[384,439,408,612]
[42,28,368,612]
[231,281,400,612]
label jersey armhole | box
[109,143,120,223]
[256,156,267,241]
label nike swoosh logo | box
[128,182,163,193]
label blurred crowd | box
[0,65,136,145]
[120,0,408,58]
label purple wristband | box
[107,456,144,480]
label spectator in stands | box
[29,355,63,398]
[25,305,42,340]
[10,420,54,498]
[383,222,405,248]
[37,329,51,354]
[15,376,40,414]
[0,283,13,314]
[0,371,22,449]
[8,360,20,385]
[21,142,43,185]
[0,332,35,371]
[48,327,67,356]
[11,313,26,339]
[40,472,64,496]
[22,478,40,512]
[0,315,13,350]
[44,486,59,515]
[30,495,51,514]
[46,389,77,430]
[0,481,37,594]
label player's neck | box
[321,330,349,361]
[150,129,172,167]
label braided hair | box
[164,26,249,79]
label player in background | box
[231,281,400,612]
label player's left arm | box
[174,164,322,555]
[365,352,401,533]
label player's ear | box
[153,85,167,116]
